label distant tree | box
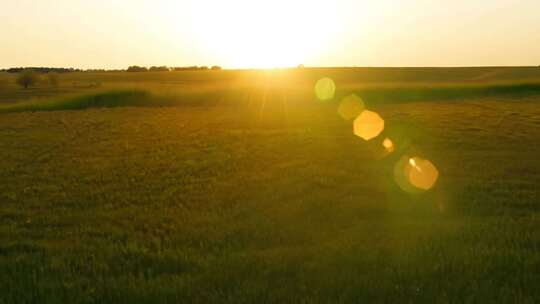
[8,67,79,73]
[149,66,170,72]
[47,73,59,87]
[127,66,148,72]
[211,66,222,71]
[199,66,209,70]
[297,64,305,69]
[16,70,39,89]
[7,68,25,73]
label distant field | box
[1,68,540,303]
[2,66,540,105]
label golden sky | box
[2,0,540,69]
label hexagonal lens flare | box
[313,77,440,195]
[353,110,385,141]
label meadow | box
[1,67,540,303]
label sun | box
[186,0,341,68]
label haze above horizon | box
[2,0,540,69]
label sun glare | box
[187,0,341,68]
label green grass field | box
[1,68,540,303]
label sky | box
[2,0,540,69]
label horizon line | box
[2,65,540,72]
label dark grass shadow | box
[0,89,225,113]
[1,82,540,113]
[348,82,540,104]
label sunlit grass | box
[1,68,540,302]
[2,70,540,113]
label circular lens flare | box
[394,156,439,193]
[408,157,439,190]
[382,138,394,152]
[315,78,336,101]
[338,94,365,120]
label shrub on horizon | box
[127,66,148,72]
[149,66,170,72]
[16,70,40,89]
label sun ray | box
[282,90,290,125]
[258,87,268,122]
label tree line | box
[127,65,222,72]
[2,67,83,73]
[0,65,223,73]
[1,65,224,89]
